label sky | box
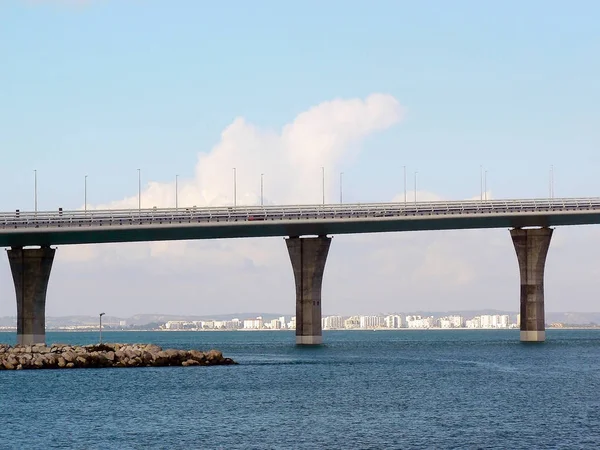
[0,0,599,317]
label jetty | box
[0,343,236,370]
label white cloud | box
[92,93,404,212]
[64,93,404,264]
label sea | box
[1,329,600,449]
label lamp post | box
[84,175,88,212]
[260,173,264,206]
[339,172,344,204]
[321,167,325,205]
[137,169,141,211]
[175,174,179,210]
[550,165,554,199]
[233,168,237,207]
[480,165,483,201]
[99,312,105,344]
[403,165,407,205]
[34,169,38,213]
[484,170,488,201]
[414,171,418,204]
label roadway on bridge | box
[1,198,600,247]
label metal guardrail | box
[1,198,600,230]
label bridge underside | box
[0,209,598,248]
[3,228,555,346]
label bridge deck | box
[1,197,600,247]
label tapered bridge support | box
[510,228,553,342]
[286,236,331,345]
[7,247,56,345]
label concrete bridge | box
[3,197,600,345]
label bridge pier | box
[510,228,553,342]
[7,247,56,345]
[286,236,331,345]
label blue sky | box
[2,0,599,210]
[0,0,599,316]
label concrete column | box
[510,228,553,342]
[286,236,331,345]
[7,247,56,345]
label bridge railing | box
[0,198,599,229]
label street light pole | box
[414,171,418,204]
[403,165,407,205]
[175,175,179,210]
[339,172,343,204]
[84,175,87,212]
[233,168,237,207]
[484,170,488,201]
[321,167,325,205]
[550,165,554,199]
[260,173,264,206]
[480,165,483,201]
[99,312,105,344]
[137,169,141,211]
[34,169,38,213]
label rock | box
[141,351,153,365]
[206,350,223,362]
[189,350,205,361]
[144,344,162,354]
[182,359,200,367]
[62,351,76,363]
[0,343,236,370]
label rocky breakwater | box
[0,343,237,370]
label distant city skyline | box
[1,1,600,316]
[5,309,600,330]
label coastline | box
[2,327,599,334]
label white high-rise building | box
[439,318,452,329]
[287,317,296,330]
[448,315,464,328]
[466,314,511,329]
[344,316,360,329]
[466,316,481,328]
[324,316,345,330]
[498,315,510,328]
[360,315,384,329]
[384,315,402,329]
[243,317,263,329]
[480,315,494,328]
[407,316,434,328]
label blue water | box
[2,329,600,449]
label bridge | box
[3,197,600,345]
